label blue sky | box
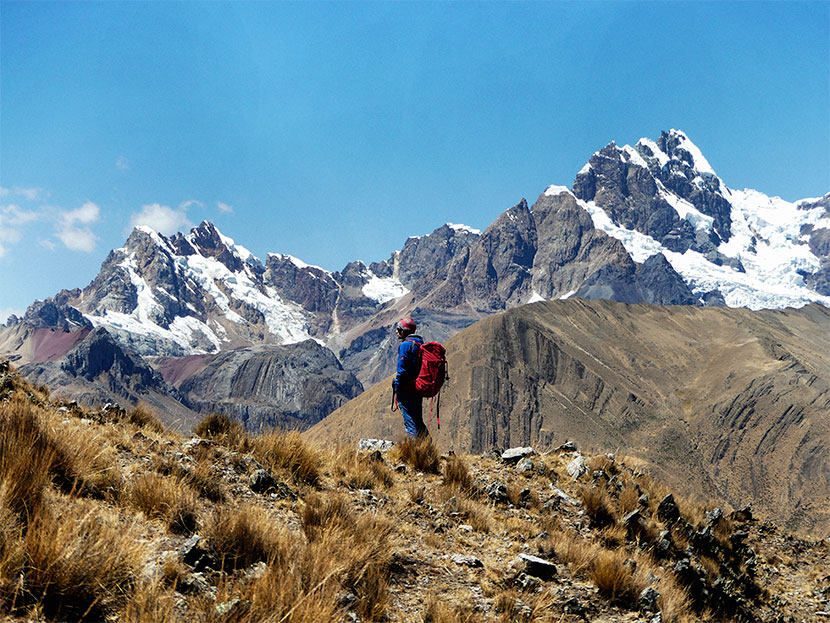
[1,1,828,321]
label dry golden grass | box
[0,399,58,521]
[443,453,473,491]
[589,547,643,605]
[254,430,321,486]
[121,582,180,623]
[578,483,617,528]
[327,447,395,491]
[193,412,250,450]
[394,435,441,474]
[127,403,164,432]
[127,473,199,534]
[20,498,144,621]
[205,503,286,571]
[423,595,480,623]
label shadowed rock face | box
[175,341,363,431]
[307,299,830,536]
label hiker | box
[392,317,428,438]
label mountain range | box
[1,129,828,533]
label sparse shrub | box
[22,501,144,621]
[254,430,320,486]
[127,403,164,433]
[205,504,282,571]
[395,436,440,474]
[127,473,199,534]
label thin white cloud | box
[217,201,234,214]
[55,201,101,252]
[116,156,130,171]
[0,187,42,201]
[130,202,193,235]
[0,204,40,257]
[180,199,203,211]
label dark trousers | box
[397,389,427,438]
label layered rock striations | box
[307,298,830,535]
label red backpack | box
[410,340,448,398]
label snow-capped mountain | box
[3,129,827,428]
[573,129,830,309]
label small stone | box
[640,587,660,612]
[357,438,395,452]
[514,572,541,592]
[451,554,483,568]
[706,507,724,524]
[459,524,473,532]
[518,553,557,581]
[516,457,535,473]
[556,441,578,453]
[563,597,584,614]
[338,592,357,607]
[657,494,680,522]
[215,598,247,617]
[501,447,535,463]
[484,481,509,503]
[638,493,650,507]
[566,455,587,480]
[250,469,278,493]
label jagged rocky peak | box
[185,221,246,272]
[397,222,482,294]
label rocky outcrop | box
[463,200,536,311]
[17,327,191,427]
[176,341,363,431]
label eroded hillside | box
[306,299,830,537]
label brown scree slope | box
[305,299,830,536]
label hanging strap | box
[391,390,398,412]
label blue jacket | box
[394,335,423,392]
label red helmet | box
[397,317,416,332]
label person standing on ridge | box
[392,317,428,438]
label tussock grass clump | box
[443,454,473,492]
[300,492,393,621]
[21,500,144,621]
[127,473,199,534]
[205,504,283,571]
[127,403,164,433]
[423,595,479,622]
[578,484,617,528]
[329,448,395,491]
[254,430,321,486]
[395,436,440,474]
[589,548,644,605]
[302,493,356,542]
[194,413,249,450]
[0,399,59,521]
